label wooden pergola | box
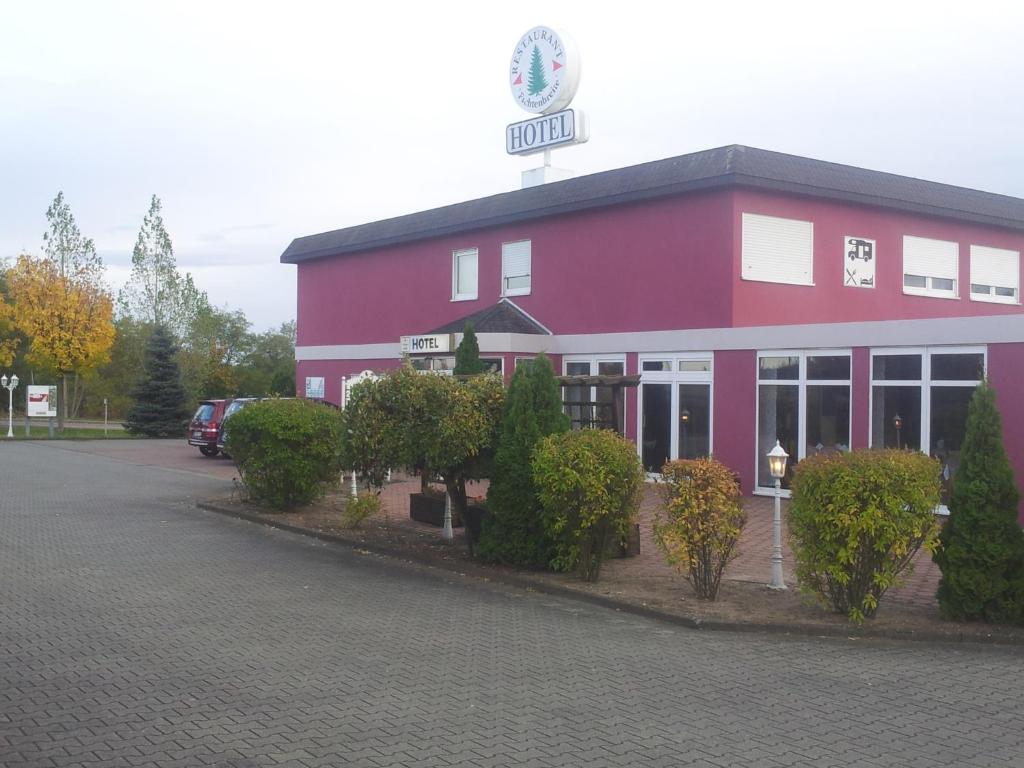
[557,374,641,433]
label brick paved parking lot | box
[2,440,1023,767]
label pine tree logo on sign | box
[510,26,580,114]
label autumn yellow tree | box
[0,271,18,368]
[7,193,115,429]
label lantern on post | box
[766,439,789,590]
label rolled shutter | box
[970,245,1018,291]
[502,240,531,279]
[903,236,958,280]
[741,213,814,285]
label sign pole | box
[104,398,108,436]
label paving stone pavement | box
[2,440,1023,768]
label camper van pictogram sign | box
[844,235,876,289]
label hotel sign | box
[400,334,453,354]
[506,109,587,155]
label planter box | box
[463,504,488,548]
[409,492,463,527]
[605,523,641,559]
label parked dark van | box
[216,397,261,455]
[187,399,233,457]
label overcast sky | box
[2,0,1022,331]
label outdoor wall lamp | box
[680,408,690,424]
[893,413,903,449]
[1,373,19,439]
[767,439,789,590]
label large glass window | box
[639,354,713,473]
[871,347,985,508]
[756,350,851,491]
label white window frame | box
[563,354,627,432]
[868,346,986,514]
[753,349,852,497]
[969,245,1020,305]
[902,235,959,299]
[451,247,478,302]
[501,239,532,297]
[636,352,714,477]
[741,212,815,286]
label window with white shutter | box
[970,245,1019,304]
[452,248,478,301]
[903,236,959,298]
[502,240,531,296]
[741,213,814,286]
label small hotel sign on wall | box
[400,334,453,354]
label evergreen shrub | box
[227,399,342,510]
[453,321,485,375]
[476,353,569,566]
[934,381,1024,624]
[532,429,644,582]
[124,324,190,437]
[789,449,941,622]
[654,458,745,600]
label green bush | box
[227,399,342,510]
[935,381,1024,625]
[532,429,644,582]
[342,491,381,528]
[477,353,570,567]
[453,321,486,375]
[789,449,941,622]
[654,458,745,600]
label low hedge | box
[789,449,941,622]
[654,458,746,600]
[532,429,644,582]
[226,399,343,510]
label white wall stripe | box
[295,314,1024,362]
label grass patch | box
[7,425,136,439]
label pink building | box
[281,145,1024,516]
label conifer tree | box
[529,353,570,436]
[934,381,1024,624]
[124,325,190,437]
[453,321,485,375]
[527,45,548,96]
[477,353,569,566]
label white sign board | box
[305,376,325,399]
[341,370,380,410]
[27,385,57,418]
[400,334,453,354]
[509,26,580,114]
[844,236,876,289]
[506,109,588,155]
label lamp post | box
[1,374,19,439]
[680,408,690,459]
[767,439,789,590]
[893,413,903,450]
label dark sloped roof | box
[428,299,550,335]
[281,145,1024,264]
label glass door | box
[641,383,671,472]
[639,355,713,473]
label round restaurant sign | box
[509,26,580,115]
